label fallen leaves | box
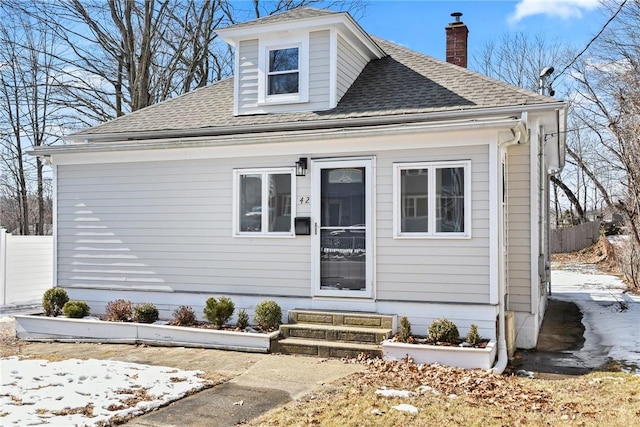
[247,359,640,426]
[115,386,155,407]
[351,356,553,413]
[50,404,94,417]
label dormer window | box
[215,8,386,115]
[258,36,309,105]
[268,47,299,95]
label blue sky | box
[357,0,605,63]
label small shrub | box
[42,288,69,317]
[466,324,481,346]
[62,300,90,318]
[253,300,282,331]
[203,297,235,329]
[236,309,250,329]
[427,318,459,344]
[398,316,412,343]
[104,299,133,322]
[133,303,159,324]
[173,305,197,326]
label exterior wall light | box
[295,157,308,176]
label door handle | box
[315,222,318,235]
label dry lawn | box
[249,357,640,427]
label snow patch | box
[551,265,640,373]
[0,357,208,426]
[391,403,419,414]
[375,388,412,398]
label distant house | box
[34,8,566,361]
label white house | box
[33,8,566,363]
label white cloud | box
[509,0,600,23]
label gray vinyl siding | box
[506,143,531,311]
[308,30,331,106]
[56,157,310,297]
[237,39,259,112]
[375,144,491,304]
[56,143,491,306]
[336,34,368,101]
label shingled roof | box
[223,7,340,30]
[72,20,560,141]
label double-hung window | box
[259,36,308,105]
[268,47,299,95]
[234,168,295,236]
[393,161,470,238]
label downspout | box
[491,119,527,375]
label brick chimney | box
[445,12,468,68]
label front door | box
[312,158,373,298]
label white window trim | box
[393,160,471,239]
[233,167,296,238]
[258,35,309,105]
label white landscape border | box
[381,339,497,370]
[13,314,280,353]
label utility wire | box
[551,0,628,84]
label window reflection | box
[321,168,365,227]
[268,48,299,95]
[239,174,262,232]
[436,167,464,232]
[238,171,292,234]
[320,167,366,291]
[400,169,428,232]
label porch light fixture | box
[295,157,308,176]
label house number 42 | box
[298,196,310,205]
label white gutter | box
[491,116,528,375]
[62,101,565,144]
[32,116,522,158]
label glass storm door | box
[312,159,373,298]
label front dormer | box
[216,8,385,116]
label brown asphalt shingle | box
[73,19,558,139]
[222,7,340,30]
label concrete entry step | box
[273,337,382,359]
[275,310,396,358]
[279,323,392,344]
[287,309,396,330]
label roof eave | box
[64,101,566,144]
[33,115,528,159]
[216,12,385,59]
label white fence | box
[0,228,53,306]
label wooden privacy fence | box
[0,228,53,306]
[550,221,601,254]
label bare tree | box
[474,32,573,92]
[0,8,61,234]
[567,0,640,287]
[13,0,364,126]
[472,32,591,223]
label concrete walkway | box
[518,299,590,375]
